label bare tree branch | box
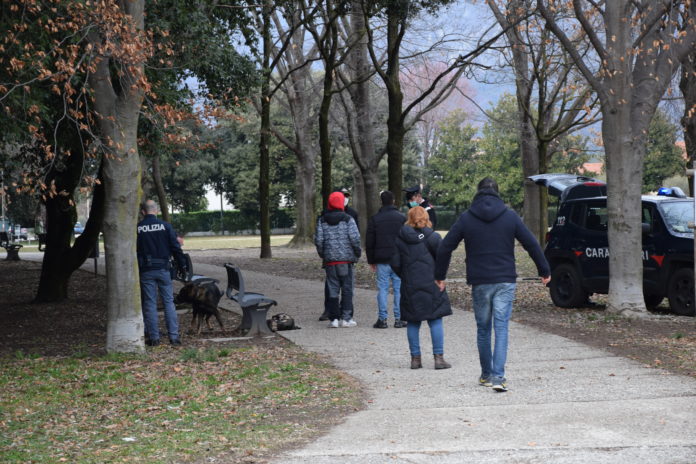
[537,1,605,97]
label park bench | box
[224,263,277,336]
[0,232,23,261]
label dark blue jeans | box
[472,283,516,383]
[140,268,179,342]
[324,263,354,321]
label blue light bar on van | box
[657,187,687,198]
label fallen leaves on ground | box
[0,261,363,464]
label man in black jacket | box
[137,200,187,346]
[404,185,437,229]
[434,178,550,392]
[366,191,406,328]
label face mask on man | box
[409,201,419,207]
[344,197,349,207]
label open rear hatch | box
[528,173,606,202]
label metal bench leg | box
[243,307,274,337]
[240,308,252,330]
[5,248,20,261]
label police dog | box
[175,279,224,334]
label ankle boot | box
[434,354,451,370]
[410,355,422,369]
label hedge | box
[435,209,460,230]
[171,209,294,234]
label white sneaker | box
[340,319,357,328]
[328,319,340,328]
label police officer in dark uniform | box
[404,185,437,229]
[137,200,187,346]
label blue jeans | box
[407,318,444,356]
[376,263,401,320]
[325,263,354,321]
[472,283,516,383]
[141,268,179,342]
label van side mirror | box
[641,223,651,235]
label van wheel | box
[667,268,694,316]
[644,294,664,310]
[550,263,587,308]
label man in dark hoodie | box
[315,191,362,328]
[366,190,406,328]
[434,178,550,392]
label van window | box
[584,205,607,231]
[569,203,584,226]
[642,205,655,232]
[660,201,694,234]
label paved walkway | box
[193,260,696,464]
[22,252,696,462]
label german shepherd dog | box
[175,279,224,334]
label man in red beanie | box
[315,191,362,328]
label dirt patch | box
[510,287,696,377]
[0,261,109,357]
[0,260,255,357]
[193,246,696,378]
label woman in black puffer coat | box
[391,206,452,369]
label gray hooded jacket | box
[315,210,362,264]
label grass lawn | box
[15,235,294,254]
[1,345,360,463]
[19,229,451,254]
[181,235,292,250]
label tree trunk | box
[267,5,318,248]
[602,4,646,316]
[351,167,366,236]
[361,167,380,223]
[385,11,405,203]
[345,0,381,226]
[35,161,105,302]
[35,123,104,302]
[386,116,404,204]
[490,0,542,242]
[680,52,696,196]
[286,78,317,248]
[259,3,272,259]
[603,113,646,315]
[538,140,549,244]
[88,0,147,353]
[349,163,380,241]
[317,1,339,209]
[35,205,72,301]
[287,158,316,247]
[102,121,144,353]
[521,118,541,241]
[319,66,334,209]
[151,153,170,223]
